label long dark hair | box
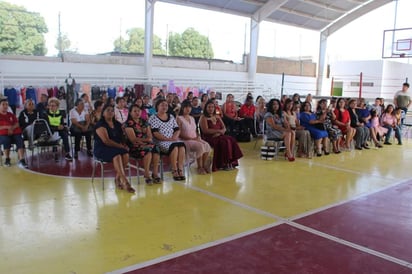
[203,100,216,117]
[100,103,116,123]
[126,104,142,122]
[266,98,282,117]
[317,99,327,112]
[179,100,192,116]
[283,98,293,113]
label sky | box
[4,0,412,64]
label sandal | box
[178,169,186,180]
[123,181,136,193]
[152,175,162,184]
[144,177,153,185]
[172,170,181,181]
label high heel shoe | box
[178,169,186,180]
[172,170,181,181]
[121,181,135,193]
[284,153,295,162]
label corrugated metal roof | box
[158,0,393,35]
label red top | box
[239,104,255,118]
[223,102,237,118]
[0,112,22,136]
[333,108,350,133]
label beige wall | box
[257,56,317,77]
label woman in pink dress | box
[370,109,386,148]
[177,101,211,174]
[200,100,243,171]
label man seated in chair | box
[0,98,28,167]
[45,97,73,161]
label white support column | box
[144,0,156,80]
[316,32,328,96]
[248,18,259,81]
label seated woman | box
[18,99,40,149]
[114,97,128,124]
[264,99,295,161]
[94,104,135,193]
[222,94,241,133]
[239,95,256,137]
[200,100,243,170]
[134,97,148,121]
[148,99,186,181]
[381,104,402,145]
[283,98,311,158]
[177,100,211,174]
[316,99,342,154]
[70,99,93,158]
[45,98,72,161]
[370,109,386,148]
[348,99,370,150]
[300,102,329,157]
[333,98,355,150]
[89,100,104,129]
[125,104,161,185]
[0,98,27,167]
[255,96,266,135]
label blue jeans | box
[0,134,24,150]
[383,125,402,144]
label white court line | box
[289,177,412,221]
[288,222,412,268]
[106,222,283,274]
[110,176,412,273]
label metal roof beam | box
[322,0,393,37]
[158,0,251,18]
[252,0,289,22]
[300,0,347,14]
[279,7,334,23]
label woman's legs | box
[290,131,296,157]
[143,152,152,178]
[322,138,330,153]
[283,131,293,158]
[169,147,178,172]
[152,153,160,178]
[315,139,322,155]
[177,146,185,172]
[113,154,135,192]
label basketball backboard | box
[382,28,412,58]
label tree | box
[0,1,48,55]
[113,27,165,55]
[168,28,213,59]
[55,33,74,54]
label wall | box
[257,56,317,77]
[330,60,412,100]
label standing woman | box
[125,104,161,185]
[200,100,243,171]
[283,98,311,158]
[148,99,186,181]
[333,98,355,150]
[265,99,295,161]
[177,100,211,174]
[94,104,135,193]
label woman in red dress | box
[333,98,355,150]
[200,100,243,171]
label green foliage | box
[0,1,48,55]
[114,27,165,55]
[168,28,213,59]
